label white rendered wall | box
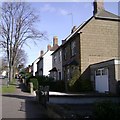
[33,58,39,76]
[43,51,53,76]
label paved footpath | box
[2,83,51,119]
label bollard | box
[29,82,33,94]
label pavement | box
[2,82,60,119]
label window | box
[63,47,67,60]
[96,68,108,76]
[53,55,57,64]
[102,68,108,75]
[59,72,61,80]
[71,41,76,56]
[67,67,70,80]
[96,69,101,76]
[58,50,62,61]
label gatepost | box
[38,85,49,107]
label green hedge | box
[68,79,93,92]
[29,78,38,90]
[36,76,65,92]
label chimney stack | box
[93,0,104,15]
[53,36,58,46]
[62,40,66,44]
[40,50,44,56]
[71,26,77,33]
[47,44,51,51]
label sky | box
[23,0,119,66]
[0,0,119,66]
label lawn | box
[1,85,16,93]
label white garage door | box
[95,68,109,93]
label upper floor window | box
[63,47,67,60]
[53,55,57,64]
[58,50,62,62]
[71,41,76,56]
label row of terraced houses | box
[28,0,120,94]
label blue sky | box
[22,1,119,66]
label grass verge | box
[1,85,16,93]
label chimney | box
[40,50,44,56]
[93,0,104,15]
[47,44,51,51]
[62,40,66,44]
[71,26,77,33]
[53,36,58,46]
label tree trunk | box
[9,64,13,83]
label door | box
[95,68,109,93]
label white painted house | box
[32,58,39,76]
[36,36,59,77]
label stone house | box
[50,44,62,80]
[61,0,120,94]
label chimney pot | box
[53,36,58,46]
[47,44,51,51]
[40,50,44,56]
[71,26,77,33]
[62,40,66,44]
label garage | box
[95,68,109,93]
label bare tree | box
[13,48,27,77]
[0,2,45,82]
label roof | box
[49,67,57,72]
[61,9,120,47]
[95,9,120,20]
[50,44,59,51]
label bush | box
[36,75,54,86]
[94,100,120,120]
[79,79,93,92]
[29,77,38,90]
[68,79,93,92]
[36,76,65,92]
[49,80,65,92]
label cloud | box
[40,4,55,12]
[58,8,69,15]
[40,3,70,16]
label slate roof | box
[50,44,59,51]
[95,9,120,20]
[52,9,120,55]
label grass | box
[1,79,17,93]
[2,85,16,93]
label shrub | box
[36,75,65,92]
[94,100,120,120]
[36,75,54,86]
[29,77,38,90]
[79,79,93,92]
[49,80,65,92]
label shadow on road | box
[2,83,48,119]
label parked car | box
[0,75,4,79]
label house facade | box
[61,0,120,94]
[50,46,62,80]
[31,58,39,76]
[36,36,59,77]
